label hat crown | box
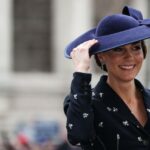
[96,14,139,36]
[65,6,150,58]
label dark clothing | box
[64,72,150,150]
[57,141,81,150]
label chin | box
[119,74,136,82]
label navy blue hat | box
[65,6,150,58]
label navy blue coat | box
[64,72,150,150]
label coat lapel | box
[94,76,150,128]
[143,89,150,119]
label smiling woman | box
[96,41,144,84]
[64,6,150,150]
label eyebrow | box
[131,41,141,45]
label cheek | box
[105,55,120,64]
[104,58,119,70]
[136,53,144,63]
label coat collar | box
[93,75,150,131]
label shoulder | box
[135,78,150,96]
[92,75,107,93]
[144,88,150,96]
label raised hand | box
[70,39,98,73]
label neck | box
[107,76,138,104]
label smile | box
[119,65,135,70]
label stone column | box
[0,0,12,75]
[52,0,94,76]
[0,0,13,128]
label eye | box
[132,44,142,51]
[112,47,124,52]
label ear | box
[96,53,106,63]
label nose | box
[123,46,133,58]
[125,50,133,57]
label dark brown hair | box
[94,41,147,72]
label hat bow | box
[139,19,150,26]
[123,6,150,26]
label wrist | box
[75,64,90,73]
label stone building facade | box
[0,0,149,135]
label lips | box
[119,65,135,70]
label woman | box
[64,6,150,150]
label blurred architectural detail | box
[13,0,51,72]
[94,0,130,23]
[0,0,148,141]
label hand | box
[70,39,98,73]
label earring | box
[101,62,105,71]
[101,61,106,71]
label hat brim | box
[65,25,150,58]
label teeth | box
[120,65,134,69]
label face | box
[97,42,144,83]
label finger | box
[77,39,98,49]
[85,39,98,49]
[70,51,74,58]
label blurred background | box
[0,0,150,149]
